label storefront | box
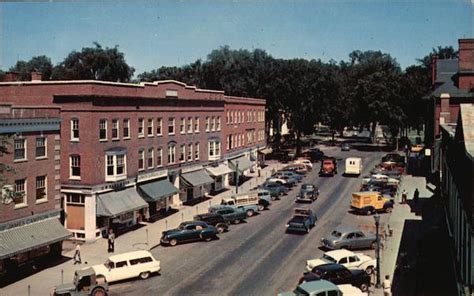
[205,163,233,193]
[228,154,254,185]
[180,168,214,202]
[258,147,273,167]
[0,210,71,277]
[96,186,148,236]
[138,177,179,218]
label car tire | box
[203,236,213,242]
[306,227,310,233]
[169,238,178,246]
[386,207,393,213]
[139,271,151,280]
[216,225,225,234]
[365,266,374,275]
[233,219,241,224]
[366,209,372,215]
[258,204,265,211]
[91,287,107,296]
[246,209,255,217]
[359,283,369,292]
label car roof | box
[314,263,345,272]
[299,280,339,293]
[325,249,355,259]
[107,250,153,262]
[182,220,207,226]
[333,225,361,234]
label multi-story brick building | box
[0,101,71,276]
[0,76,266,241]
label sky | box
[0,0,472,77]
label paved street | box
[108,149,389,295]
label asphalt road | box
[110,150,389,296]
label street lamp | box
[373,213,381,288]
[235,161,239,194]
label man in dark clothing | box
[413,188,419,204]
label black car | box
[308,148,325,161]
[160,221,218,246]
[341,143,351,151]
[194,213,229,233]
[300,263,370,292]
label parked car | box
[261,181,289,197]
[308,148,325,161]
[294,158,313,171]
[267,177,293,188]
[160,221,218,246]
[299,263,371,292]
[306,249,377,275]
[283,163,308,175]
[341,143,351,151]
[351,192,394,215]
[286,208,317,234]
[90,250,160,283]
[321,226,377,250]
[277,280,341,296]
[208,205,247,224]
[297,183,319,202]
[274,171,304,182]
[52,268,108,296]
[337,284,368,295]
[194,213,229,233]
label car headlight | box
[285,224,290,228]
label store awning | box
[228,155,254,172]
[138,179,178,202]
[181,169,214,187]
[258,147,273,155]
[96,187,148,217]
[205,164,233,177]
[0,218,72,260]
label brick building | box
[0,77,266,241]
[0,102,71,276]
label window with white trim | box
[217,116,221,131]
[194,142,200,160]
[112,119,119,140]
[187,144,193,161]
[194,117,199,132]
[36,175,47,201]
[36,137,46,158]
[168,118,175,135]
[187,117,193,133]
[14,178,27,206]
[71,118,79,141]
[156,118,162,136]
[148,148,154,168]
[180,118,185,134]
[105,153,127,181]
[227,135,231,150]
[205,117,210,132]
[138,149,145,170]
[168,144,176,164]
[123,119,130,139]
[157,148,163,167]
[208,140,221,160]
[211,116,215,131]
[147,119,154,137]
[179,144,185,162]
[13,138,26,161]
[138,118,144,137]
[226,111,230,124]
[70,155,81,179]
[99,119,107,141]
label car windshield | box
[321,254,337,263]
[331,230,342,238]
[292,287,310,296]
[291,216,306,223]
[302,185,314,190]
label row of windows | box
[71,116,222,142]
[13,137,47,161]
[226,129,265,150]
[68,140,221,180]
[226,110,264,125]
[13,175,47,207]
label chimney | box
[439,93,451,124]
[31,71,42,82]
[459,39,474,72]
[431,55,437,89]
[3,72,18,82]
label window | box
[156,148,163,167]
[187,144,193,161]
[156,118,162,136]
[179,144,185,162]
[71,118,79,141]
[36,175,46,201]
[194,117,199,132]
[115,261,128,268]
[147,119,153,137]
[138,118,144,137]
[70,155,81,179]
[208,140,221,160]
[14,179,26,206]
[194,143,199,160]
[14,139,26,160]
[148,148,154,168]
[168,144,176,164]
[123,119,130,139]
[99,119,107,140]
[105,153,127,181]
[112,119,119,139]
[187,117,193,133]
[211,116,215,131]
[205,117,210,132]
[168,118,175,135]
[36,137,46,158]
[180,118,185,134]
[217,117,221,131]
[226,111,230,124]
[138,149,145,170]
[237,112,241,124]
[227,135,232,150]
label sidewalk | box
[2,161,285,296]
[372,175,431,296]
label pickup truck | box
[220,190,271,217]
[286,208,317,234]
[208,205,247,224]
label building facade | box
[0,77,266,241]
[0,103,71,277]
[439,104,474,295]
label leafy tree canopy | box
[8,55,53,81]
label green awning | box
[181,169,214,187]
[0,218,72,260]
[138,179,178,202]
[228,155,254,172]
[96,187,148,217]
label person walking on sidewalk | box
[413,188,419,204]
[73,243,81,264]
[382,275,392,296]
[108,229,115,253]
[401,189,407,204]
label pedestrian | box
[108,229,115,253]
[73,243,81,264]
[401,189,407,204]
[413,188,419,204]
[382,275,392,296]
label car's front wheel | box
[365,266,374,275]
[216,225,226,234]
[359,283,369,292]
[91,287,107,296]
[258,204,265,211]
[246,209,255,217]
[139,271,150,280]
[169,238,178,246]
[233,219,241,224]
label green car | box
[160,221,218,246]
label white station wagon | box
[91,250,160,283]
[306,249,376,275]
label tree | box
[8,55,53,80]
[0,135,17,205]
[417,46,459,69]
[52,42,134,82]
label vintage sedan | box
[160,221,218,246]
[296,183,319,202]
[306,249,377,274]
[286,208,317,234]
[321,226,377,250]
[299,263,370,292]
